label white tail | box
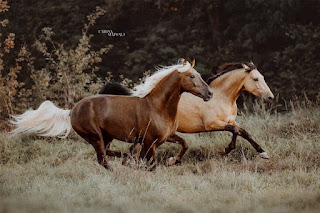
[10,101,72,138]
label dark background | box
[3,0,320,100]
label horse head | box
[242,62,274,103]
[180,59,213,102]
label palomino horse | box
[11,59,213,170]
[100,62,274,166]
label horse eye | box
[190,75,195,79]
[253,78,258,81]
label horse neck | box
[209,69,246,104]
[147,71,181,118]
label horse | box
[99,62,274,166]
[10,59,213,170]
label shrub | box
[0,5,113,130]
[31,6,112,108]
[0,0,26,130]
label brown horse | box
[100,62,274,165]
[11,59,213,170]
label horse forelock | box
[132,59,191,98]
[207,62,256,84]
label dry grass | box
[0,103,319,213]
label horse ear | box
[183,59,187,66]
[242,63,250,71]
[191,59,195,68]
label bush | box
[0,5,113,130]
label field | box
[0,102,319,213]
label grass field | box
[0,102,319,212]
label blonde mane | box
[132,59,191,98]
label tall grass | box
[0,102,319,212]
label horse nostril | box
[207,90,213,97]
[268,96,273,100]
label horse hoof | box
[166,157,176,166]
[148,164,157,171]
[104,165,113,171]
[259,152,269,159]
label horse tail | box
[10,100,72,138]
[99,82,132,96]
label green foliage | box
[32,23,112,108]
[88,0,318,100]
[0,5,113,129]
[0,1,26,128]
[272,24,320,98]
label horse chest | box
[203,104,237,128]
[221,105,237,124]
[150,116,177,141]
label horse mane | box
[206,62,256,85]
[99,82,132,95]
[132,59,191,98]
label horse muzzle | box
[263,93,274,103]
[202,88,213,102]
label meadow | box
[0,101,319,213]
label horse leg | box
[82,133,112,170]
[166,134,188,166]
[120,143,142,166]
[221,132,238,155]
[205,121,240,155]
[102,133,131,164]
[238,128,269,159]
[104,143,130,158]
[142,144,157,171]
[130,143,142,161]
[220,124,240,156]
